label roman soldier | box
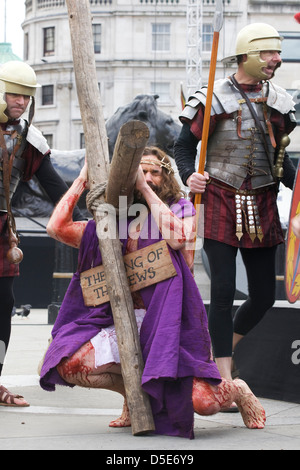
[0,61,83,408]
[174,23,296,385]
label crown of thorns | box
[140,157,174,174]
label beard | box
[133,182,163,207]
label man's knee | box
[192,379,220,416]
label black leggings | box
[0,277,15,376]
[204,239,277,358]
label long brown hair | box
[141,147,185,204]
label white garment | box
[90,309,146,368]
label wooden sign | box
[80,240,177,306]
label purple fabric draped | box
[40,199,221,439]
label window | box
[80,133,85,149]
[202,24,213,52]
[92,24,102,54]
[151,82,170,104]
[24,33,29,61]
[43,134,53,148]
[43,27,55,56]
[42,85,54,106]
[280,32,300,62]
[152,24,170,52]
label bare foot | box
[192,377,266,429]
[234,379,266,429]
[109,400,131,428]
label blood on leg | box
[192,377,266,429]
[57,341,95,387]
[57,341,132,428]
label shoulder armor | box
[180,78,241,122]
[26,124,50,155]
[289,110,297,124]
[266,82,296,114]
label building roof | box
[0,43,21,65]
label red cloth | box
[0,121,46,182]
[201,180,284,248]
[0,214,19,277]
[22,143,46,181]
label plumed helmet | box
[223,23,283,79]
[0,61,41,97]
[0,92,8,123]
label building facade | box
[18,0,300,156]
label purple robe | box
[40,199,221,438]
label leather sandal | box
[0,385,30,407]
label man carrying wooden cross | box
[39,146,266,439]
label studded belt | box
[208,179,276,243]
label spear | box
[193,0,223,246]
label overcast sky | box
[1,0,25,59]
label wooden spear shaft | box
[66,0,155,435]
[193,0,223,250]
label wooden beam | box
[66,0,155,435]
[106,120,149,208]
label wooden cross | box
[66,0,155,435]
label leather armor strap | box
[236,96,276,148]
[230,75,276,179]
[0,127,19,244]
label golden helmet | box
[223,23,283,79]
[235,23,282,56]
[0,61,40,97]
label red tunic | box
[0,214,19,277]
[190,83,295,248]
[201,179,284,248]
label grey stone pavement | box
[1,256,300,452]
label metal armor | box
[0,121,28,211]
[0,120,50,211]
[205,100,275,190]
[180,78,296,190]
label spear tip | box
[213,0,224,32]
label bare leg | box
[214,357,239,410]
[215,357,232,381]
[57,341,131,427]
[233,333,244,351]
[193,377,266,429]
[109,399,131,428]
